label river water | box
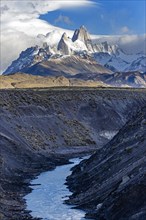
[24,157,89,220]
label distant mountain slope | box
[87,71,146,88]
[71,71,146,88]
[3,26,146,76]
[104,71,146,88]
[94,50,146,73]
[19,55,112,77]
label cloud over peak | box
[0,0,145,74]
[1,0,96,73]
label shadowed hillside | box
[66,106,146,220]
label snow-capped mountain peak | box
[3,26,146,75]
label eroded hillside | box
[0,88,146,219]
[66,106,146,220]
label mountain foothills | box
[2,26,146,88]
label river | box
[24,157,89,220]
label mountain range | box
[2,26,146,88]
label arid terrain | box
[0,73,107,89]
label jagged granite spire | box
[72,26,93,51]
[57,32,71,55]
[72,26,89,42]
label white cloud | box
[118,34,146,54]
[0,0,95,73]
[55,15,73,25]
[120,26,130,34]
[1,31,36,75]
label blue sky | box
[40,0,146,35]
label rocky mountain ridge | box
[3,26,146,76]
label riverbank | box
[1,88,146,219]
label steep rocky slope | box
[66,106,146,220]
[0,88,146,220]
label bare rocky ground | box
[0,88,146,220]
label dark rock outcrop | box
[66,106,146,220]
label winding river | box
[24,157,88,220]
